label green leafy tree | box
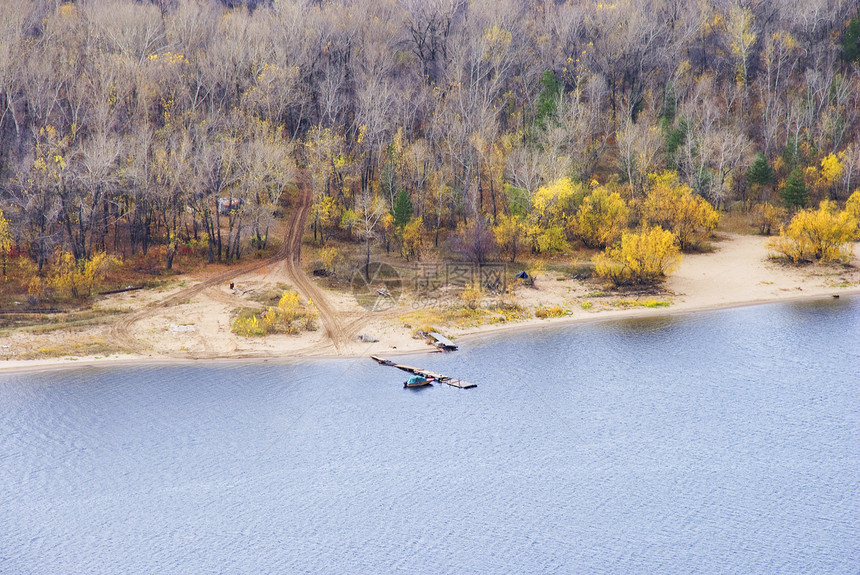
[781,167,808,210]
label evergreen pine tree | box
[746,152,774,199]
[781,167,808,210]
[842,12,860,63]
[392,189,413,229]
[534,70,561,130]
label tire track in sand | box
[110,180,348,356]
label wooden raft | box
[371,356,476,389]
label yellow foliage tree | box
[531,177,583,227]
[750,202,787,236]
[311,195,340,244]
[319,245,339,273]
[573,186,629,248]
[400,217,423,261]
[845,190,860,238]
[593,226,682,286]
[819,153,844,197]
[768,200,856,263]
[0,210,11,279]
[536,226,570,254]
[493,214,527,262]
[642,171,720,251]
[49,250,117,299]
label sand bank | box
[1,233,858,375]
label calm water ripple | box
[1,297,858,573]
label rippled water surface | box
[2,298,859,573]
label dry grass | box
[15,336,124,360]
[718,210,761,235]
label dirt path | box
[109,181,349,356]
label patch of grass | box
[584,290,606,298]
[17,337,123,360]
[534,304,569,319]
[581,301,593,310]
[611,298,671,308]
[231,290,318,337]
[1,307,127,332]
[249,283,294,306]
[493,302,529,322]
[400,305,496,329]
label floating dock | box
[371,356,476,389]
[428,332,458,351]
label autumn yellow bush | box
[0,210,11,279]
[535,304,568,318]
[232,290,317,336]
[48,250,118,299]
[572,185,629,248]
[400,217,423,261]
[768,200,857,263]
[493,214,526,262]
[642,171,719,250]
[460,282,483,310]
[750,202,787,235]
[845,190,860,239]
[593,226,682,286]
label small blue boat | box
[404,375,433,388]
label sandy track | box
[109,181,348,356]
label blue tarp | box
[516,271,529,279]
[407,375,426,384]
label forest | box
[1,0,860,299]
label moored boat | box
[404,375,433,388]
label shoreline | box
[2,233,858,376]
[2,288,857,376]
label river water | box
[1,297,858,573]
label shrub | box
[231,290,317,336]
[593,226,682,286]
[460,282,483,310]
[846,190,860,239]
[642,171,719,251]
[536,225,570,254]
[49,250,119,299]
[768,200,856,263]
[750,202,787,235]
[493,214,526,262]
[573,186,629,248]
[535,304,568,318]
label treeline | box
[1,0,859,277]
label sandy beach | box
[1,233,858,374]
